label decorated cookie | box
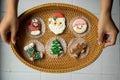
[48,13,66,35]
[70,43,87,58]
[68,38,89,59]
[72,18,88,34]
[24,40,44,61]
[45,37,67,58]
[28,18,41,36]
[50,39,63,56]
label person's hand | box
[98,15,119,47]
[0,13,18,45]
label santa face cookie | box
[28,18,41,36]
[72,18,88,34]
[48,13,66,35]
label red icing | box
[77,44,83,49]
[73,18,87,27]
[50,13,64,18]
[28,21,41,31]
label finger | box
[104,34,116,47]
[0,31,10,44]
[105,41,115,47]
[11,26,17,45]
[98,30,104,45]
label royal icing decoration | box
[72,18,88,34]
[28,18,41,36]
[48,13,66,35]
[70,43,87,58]
[24,43,43,61]
[50,39,63,57]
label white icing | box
[24,43,34,51]
[48,18,66,35]
[29,43,34,47]
[30,57,34,61]
[32,18,38,22]
[73,24,87,34]
[24,46,28,51]
[33,23,39,27]
[31,30,41,36]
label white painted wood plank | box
[102,74,119,80]
[0,72,41,80]
[17,0,119,16]
[0,43,12,71]
[0,0,119,15]
[41,72,72,80]
[71,74,102,80]
[101,44,120,74]
[72,55,102,74]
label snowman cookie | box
[72,18,88,34]
[48,13,66,35]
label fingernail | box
[12,40,16,45]
[97,38,98,41]
[98,42,102,45]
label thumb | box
[98,29,104,45]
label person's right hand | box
[98,14,119,47]
[0,12,18,45]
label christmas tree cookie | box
[24,43,43,61]
[45,37,67,58]
[50,39,63,57]
[48,13,66,35]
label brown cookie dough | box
[68,38,89,59]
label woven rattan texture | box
[11,3,104,73]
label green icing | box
[53,17,57,21]
[26,47,40,61]
[50,39,63,55]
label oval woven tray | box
[11,3,104,73]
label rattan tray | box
[11,3,104,73]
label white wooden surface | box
[0,0,120,80]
